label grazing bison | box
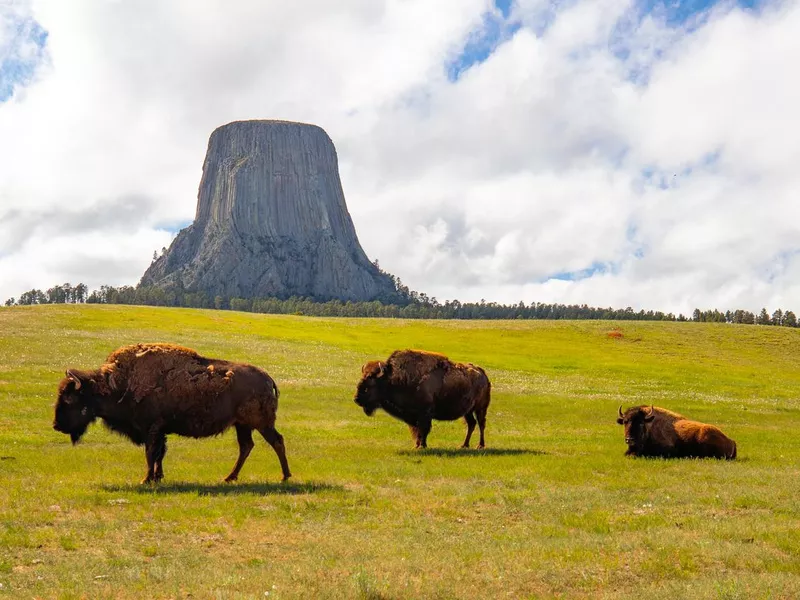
[53,343,291,483]
[354,349,491,449]
[617,405,737,460]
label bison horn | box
[66,370,81,390]
[618,405,624,419]
[644,405,656,421]
[377,362,386,378]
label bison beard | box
[617,405,737,460]
[354,349,491,449]
[53,343,291,484]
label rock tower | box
[140,120,397,302]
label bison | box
[53,343,291,483]
[354,349,491,449]
[617,405,737,460]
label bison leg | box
[224,425,255,482]
[408,425,422,449]
[461,413,477,448]
[142,429,166,484]
[153,436,167,481]
[475,408,487,449]
[416,418,432,449]
[260,427,292,481]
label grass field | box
[1,304,799,599]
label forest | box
[4,281,798,326]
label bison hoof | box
[477,444,485,450]
[281,474,292,482]
[224,475,238,483]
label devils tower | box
[140,120,397,302]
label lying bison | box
[617,405,737,459]
[354,349,491,449]
[53,343,291,483]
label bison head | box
[354,360,389,416]
[53,370,99,444]
[616,405,655,451]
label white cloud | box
[0,0,798,314]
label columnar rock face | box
[140,120,397,302]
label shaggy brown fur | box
[617,405,737,460]
[53,343,291,483]
[354,349,491,449]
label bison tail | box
[729,440,737,460]
[273,380,280,401]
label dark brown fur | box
[617,405,737,460]
[354,349,491,449]
[53,343,291,483]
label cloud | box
[0,194,173,294]
[0,195,161,254]
[0,0,798,314]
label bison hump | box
[105,343,201,365]
[387,349,453,383]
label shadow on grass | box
[629,455,746,463]
[100,480,343,496]
[397,447,546,458]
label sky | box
[0,0,798,314]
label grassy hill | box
[1,304,799,599]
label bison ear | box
[361,361,375,377]
[99,364,117,390]
[616,417,624,425]
[66,369,82,391]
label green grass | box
[1,304,799,599]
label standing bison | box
[53,343,291,483]
[354,349,491,449]
[617,405,737,459]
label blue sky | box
[0,12,48,102]
[0,1,774,101]
[637,0,763,25]
[447,0,769,81]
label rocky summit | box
[140,120,397,302]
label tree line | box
[5,283,89,306]
[4,281,799,326]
